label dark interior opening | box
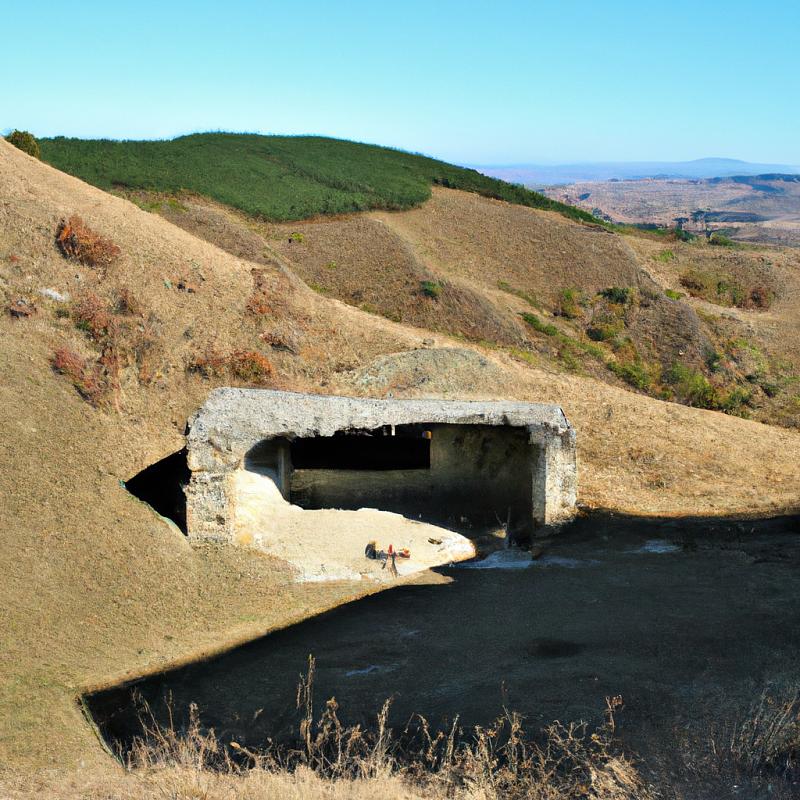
[289,424,535,536]
[290,428,431,471]
[125,448,190,533]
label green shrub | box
[664,289,684,300]
[666,363,717,408]
[704,348,723,373]
[556,288,584,319]
[6,130,40,159]
[716,386,751,413]
[708,231,737,247]
[608,359,652,390]
[653,249,675,263]
[519,312,558,336]
[678,269,769,309]
[420,280,443,299]
[599,286,632,305]
[586,310,624,342]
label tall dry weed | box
[120,657,653,800]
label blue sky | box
[3,0,798,165]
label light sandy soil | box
[1,140,799,785]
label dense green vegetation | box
[39,132,603,224]
[6,130,40,159]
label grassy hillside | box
[2,137,800,797]
[39,132,602,223]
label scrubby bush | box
[188,348,273,385]
[664,289,684,300]
[55,215,121,267]
[599,286,633,305]
[420,280,443,299]
[73,293,115,341]
[653,249,675,263]
[679,268,772,310]
[666,363,717,408]
[608,359,652,391]
[51,347,111,407]
[228,350,273,383]
[748,285,772,309]
[709,231,737,247]
[587,310,624,342]
[6,129,40,159]
[556,288,583,319]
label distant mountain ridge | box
[477,158,800,186]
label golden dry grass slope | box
[1,140,799,789]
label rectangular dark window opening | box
[291,433,430,471]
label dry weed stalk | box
[120,657,653,800]
[729,685,800,777]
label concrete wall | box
[185,389,578,542]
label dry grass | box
[55,215,121,267]
[101,660,653,800]
[676,683,800,799]
[728,685,800,778]
[156,188,800,426]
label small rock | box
[39,287,69,302]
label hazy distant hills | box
[478,158,800,186]
[544,173,800,246]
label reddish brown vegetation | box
[246,268,290,317]
[51,347,112,408]
[188,347,273,385]
[748,285,772,310]
[259,328,299,353]
[114,287,142,315]
[53,289,162,406]
[73,293,115,340]
[55,215,121,267]
[7,298,36,319]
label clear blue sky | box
[3,0,798,165]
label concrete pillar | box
[529,424,577,530]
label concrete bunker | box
[186,389,577,557]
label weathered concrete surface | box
[232,471,475,582]
[185,389,577,577]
